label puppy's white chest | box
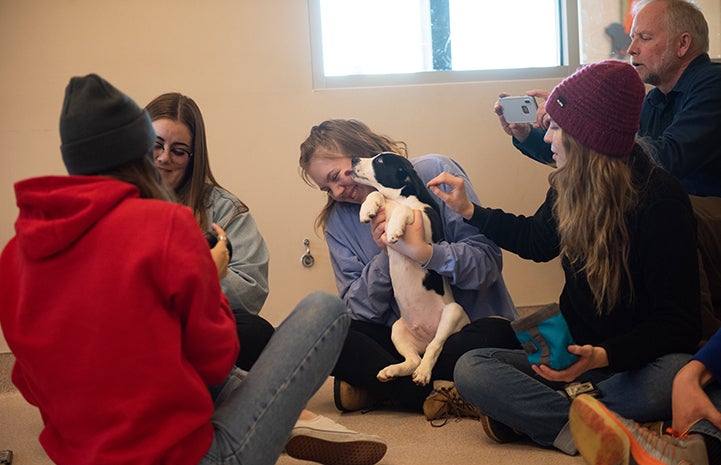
[389,249,446,342]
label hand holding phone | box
[499,96,539,124]
[205,230,233,260]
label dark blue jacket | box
[514,54,721,197]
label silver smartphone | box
[499,96,538,124]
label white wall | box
[0,0,576,352]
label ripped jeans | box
[199,291,350,465]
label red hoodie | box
[0,176,239,464]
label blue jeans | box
[690,382,721,442]
[454,347,692,455]
[198,291,350,465]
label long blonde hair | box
[549,133,638,314]
[299,119,408,232]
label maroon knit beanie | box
[545,60,646,157]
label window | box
[309,0,576,88]
[308,0,721,89]
[318,0,560,76]
[318,0,432,76]
[448,0,561,71]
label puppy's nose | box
[351,157,360,167]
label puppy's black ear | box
[393,163,410,183]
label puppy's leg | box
[360,191,385,223]
[377,319,423,382]
[412,303,470,386]
[385,204,414,243]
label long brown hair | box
[100,156,176,202]
[145,93,247,231]
[299,119,408,232]
[549,132,638,314]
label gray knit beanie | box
[60,74,155,175]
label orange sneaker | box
[569,394,708,465]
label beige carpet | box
[1,302,587,465]
[277,379,583,465]
[1,365,583,465]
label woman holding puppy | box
[428,60,701,454]
[299,119,520,422]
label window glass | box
[449,0,560,70]
[319,0,430,76]
[578,0,628,64]
[318,0,561,77]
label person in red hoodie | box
[0,74,351,465]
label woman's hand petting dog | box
[427,172,475,220]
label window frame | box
[308,0,582,89]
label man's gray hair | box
[633,0,709,54]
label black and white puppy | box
[351,152,469,386]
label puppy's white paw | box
[377,361,416,382]
[412,368,432,386]
[386,208,411,243]
[386,227,404,243]
[359,192,384,223]
[359,200,378,223]
[377,368,395,383]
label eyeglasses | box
[153,142,192,159]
